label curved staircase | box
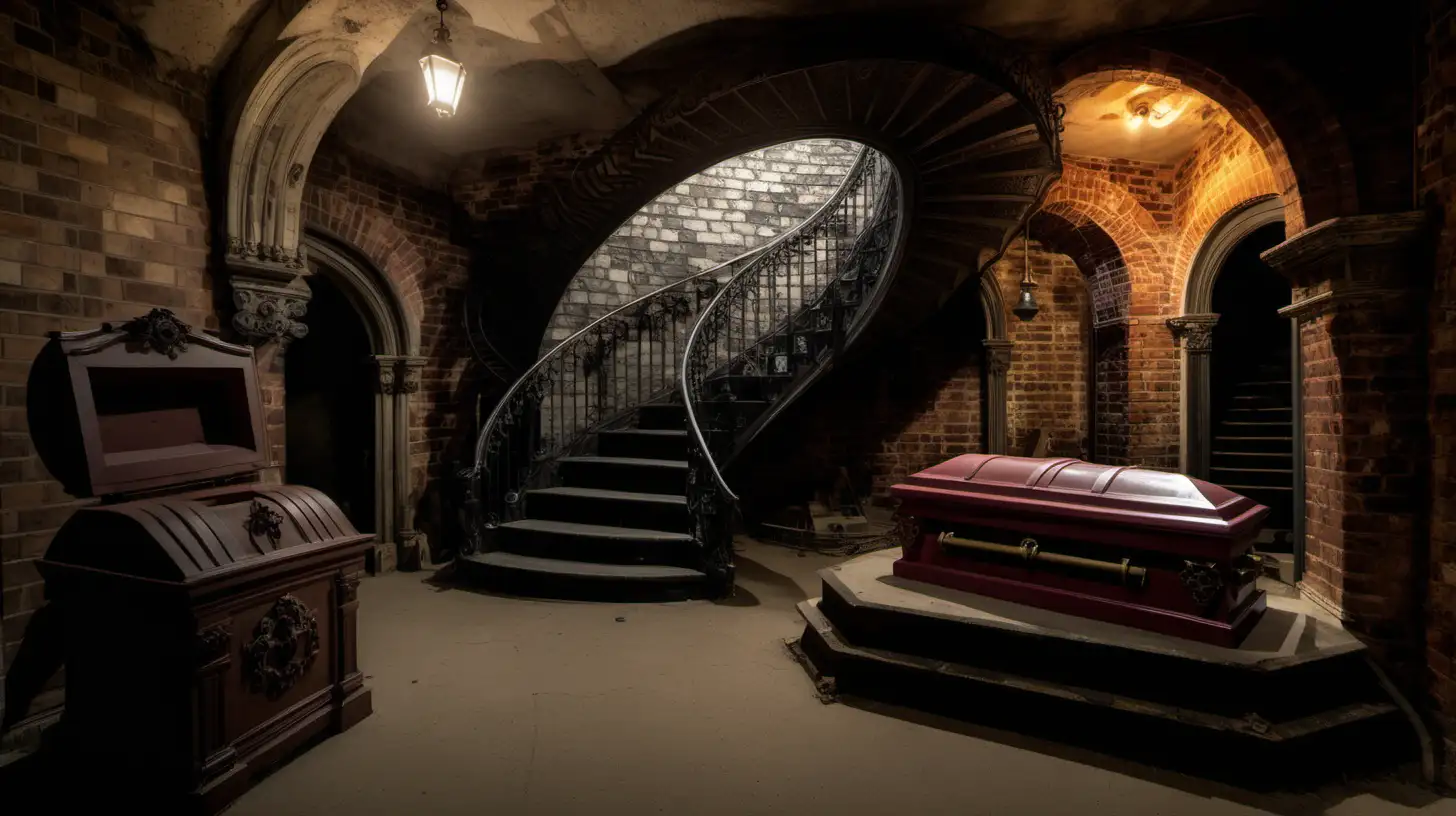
[460,42,1064,601]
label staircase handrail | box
[677,150,891,504]
[467,145,875,550]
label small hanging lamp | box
[419,0,467,118]
[1012,218,1040,322]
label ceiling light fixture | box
[420,0,466,118]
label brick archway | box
[1056,45,1359,236]
[302,186,429,335]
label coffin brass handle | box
[939,532,1148,588]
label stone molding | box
[1167,313,1219,353]
[1260,212,1427,272]
[229,267,311,345]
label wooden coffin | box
[891,454,1270,647]
[11,310,373,811]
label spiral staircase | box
[457,44,1064,600]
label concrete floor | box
[230,541,1456,816]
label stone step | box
[458,550,708,602]
[792,552,1417,788]
[636,403,687,430]
[524,486,689,535]
[1209,466,1295,489]
[494,517,698,567]
[1214,420,1294,438]
[597,428,688,460]
[1213,436,1293,454]
[557,456,689,494]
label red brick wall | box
[1172,115,1282,288]
[0,0,211,718]
[1420,0,1456,778]
[303,136,478,493]
[992,242,1090,459]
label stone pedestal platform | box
[792,550,1421,788]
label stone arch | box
[225,39,361,270]
[1174,194,1285,479]
[298,229,425,573]
[1055,44,1359,235]
[1035,167,1158,325]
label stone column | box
[395,358,430,571]
[983,339,1013,455]
[1261,212,1427,673]
[369,356,429,573]
[1168,313,1219,479]
[370,355,402,574]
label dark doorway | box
[285,273,376,534]
[1208,223,1293,555]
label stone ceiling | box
[111,0,1280,185]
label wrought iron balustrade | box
[679,150,904,589]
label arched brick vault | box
[1028,207,1128,328]
[1038,165,1162,319]
[469,15,1064,369]
[301,183,429,341]
[1055,43,1361,236]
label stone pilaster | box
[1168,313,1219,479]
[1261,212,1428,676]
[983,339,1013,455]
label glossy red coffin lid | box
[891,454,1268,539]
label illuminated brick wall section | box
[992,243,1090,459]
[0,0,212,727]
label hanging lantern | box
[1013,218,1040,322]
[420,0,466,118]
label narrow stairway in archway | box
[460,61,1063,600]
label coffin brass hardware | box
[1232,552,1264,585]
[938,532,1147,588]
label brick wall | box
[1420,0,1456,780]
[303,136,478,492]
[992,242,1090,458]
[542,139,859,353]
[454,133,607,222]
[1172,114,1281,289]
[736,290,986,511]
[0,0,211,721]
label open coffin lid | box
[26,309,268,499]
[892,454,1269,549]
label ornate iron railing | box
[680,151,903,591]
[464,146,880,557]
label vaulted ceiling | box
[111,0,1281,185]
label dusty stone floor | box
[230,540,1455,816]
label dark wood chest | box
[9,309,373,811]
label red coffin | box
[890,455,1270,647]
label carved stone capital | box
[230,267,311,346]
[1167,313,1219,353]
[983,339,1013,376]
[399,358,426,394]
[374,356,427,395]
